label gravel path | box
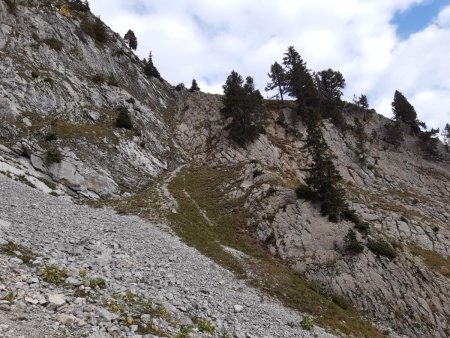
[0,175,335,338]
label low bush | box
[116,107,133,130]
[42,265,69,284]
[80,17,107,44]
[45,149,62,164]
[5,0,17,14]
[367,239,397,259]
[300,317,314,331]
[43,38,64,51]
[344,229,364,255]
[195,318,215,334]
[91,74,105,84]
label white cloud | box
[89,0,450,129]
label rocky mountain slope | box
[1,1,450,338]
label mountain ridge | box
[1,1,450,338]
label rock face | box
[0,0,178,197]
[1,2,450,338]
[172,92,450,337]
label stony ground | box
[0,174,335,338]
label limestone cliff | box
[1,2,449,338]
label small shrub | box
[80,17,107,44]
[300,316,314,331]
[253,169,263,178]
[17,175,37,189]
[196,318,215,334]
[42,265,69,284]
[344,229,364,255]
[125,97,135,104]
[49,191,59,197]
[31,71,40,79]
[0,241,36,266]
[174,83,186,92]
[367,239,397,259]
[89,277,107,289]
[91,74,105,84]
[343,210,370,232]
[116,107,133,130]
[43,38,64,51]
[5,0,17,14]
[432,226,439,233]
[177,325,192,338]
[31,33,39,41]
[45,132,58,141]
[46,149,63,164]
[295,184,313,200]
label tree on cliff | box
[143,52,161,80]
[124,30,137,50]
[189,79,200,92]
[222,71,263,146]
[265,62,286,105]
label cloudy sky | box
[89,0,450,130]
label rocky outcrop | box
[0,0,179,197]
[172,92,450,337]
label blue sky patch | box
[392,0,449,39]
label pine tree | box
[282,46,318,121]
[419,128,440,160]
[315,69,346,127]
[143,52,161,80]
[265,62,286,105]
[222,71,263,146]
[392,90,418,131]
[315,69,345,102]
[124,30,137,50]
[356,94,369,109]
[189,79,200,92]
[296,122,347,222]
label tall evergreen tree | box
[315,69,346,126]
[124,30,137,50]
[392,90,418,131]
[315,69,345,102]
[296,122,347,222]
[356,94,369,109]
[189,79,200,92]
[265,62,286,105]
[419,128,440,160]
[222,71,263,146]
[143,52,161,80]
[282,46,318,121]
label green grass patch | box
[0,241,37,266]
[167,164,384,338]
[42,265,69,284]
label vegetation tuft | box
[367,239,397,259]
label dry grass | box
[409,245,450,279]
[167,164,384,337]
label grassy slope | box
[166,164,384,337]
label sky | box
[89,0,450,131]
